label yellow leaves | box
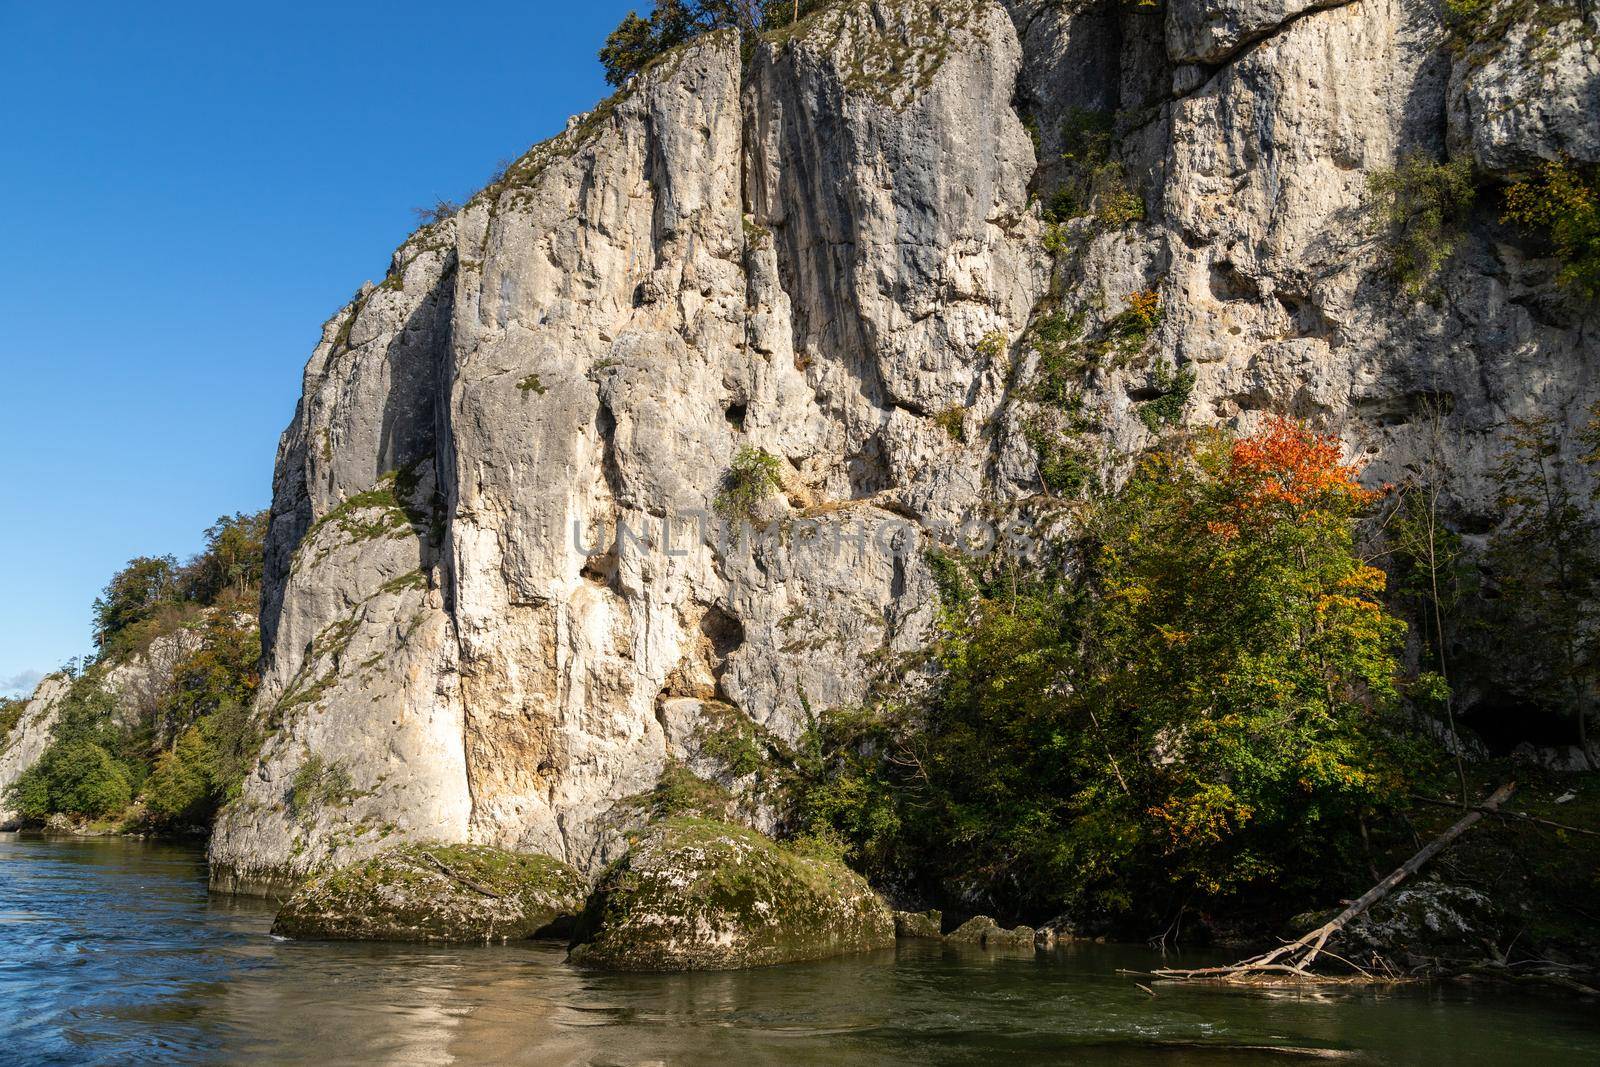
[1341,564,1389,595]
[1147,783,1254,851]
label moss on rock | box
[568,817,895,971]
[894,908,943,938]
[946,915,1036,949]
[271,843,585,943]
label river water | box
[2,834,1597,1065]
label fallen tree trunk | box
[1407,793,1600,838]
[1153,781,1517,982]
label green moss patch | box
[568,817,894,970]
[271,843,586,943]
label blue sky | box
[0,0,636,696]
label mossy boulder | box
[567,817,895,971]
[1336,881,1505,968]
[271,843,585,943]
[946,915,1036,949]
[895,908,943,938]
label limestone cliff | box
[209,0,1599,891]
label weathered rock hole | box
[700,605,745,683]
[724,401,747,431]
[1461,692,1581,754]
[581,550,618,586]
[1209,260,1260,302]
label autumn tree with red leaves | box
[792,419,1412,928]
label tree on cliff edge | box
[600,0,822,86]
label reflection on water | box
[2,834,1597,1065]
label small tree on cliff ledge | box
[600,0,823,86]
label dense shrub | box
[11,740,133,820]
[1503,159,1600,299]
[714,446,785,522]
[791,419,1411,926]
[142,728,212,826]
[162,613,261,738]
[1366,155,1476,291]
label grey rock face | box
[1166,0,1351,64]
[0,675,70,828]
[1448,9,1600,172]
[213,0,1599,889]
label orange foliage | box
[1124,289,1162,330]
[1225,417,1379,514]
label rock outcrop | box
[946,915,1037,949]
[1,625,216,829]
[567,817,896,970]
[271,843,585,943]
[210,0,1600,890]
[0,675,71,829]
[895,908,944,938]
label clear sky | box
[0,0,635,697]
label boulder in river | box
[567,817,895,971]
[894,909,943,939]
[946,915,1036,949]
[271,843,585,943]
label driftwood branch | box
[1152,782,1517,982]
[1408,793,1600,838]
[419,851,504,899]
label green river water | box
[1,834,1596,1065]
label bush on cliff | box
[1504,158,1600,300]
[1366,154,1475,292]
[599,0,827,86]
[0,697,25,747]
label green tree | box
[142,728,212,826]
[599,0,822,86]
[1503,158,1600,299]
[794,419,1410,928]
[178,510,268,606]
[1366,154,1475,291]
[91,555,179,652]
[10,740,133,820]
[1385,402,1476,801]
[160,613,261,742]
